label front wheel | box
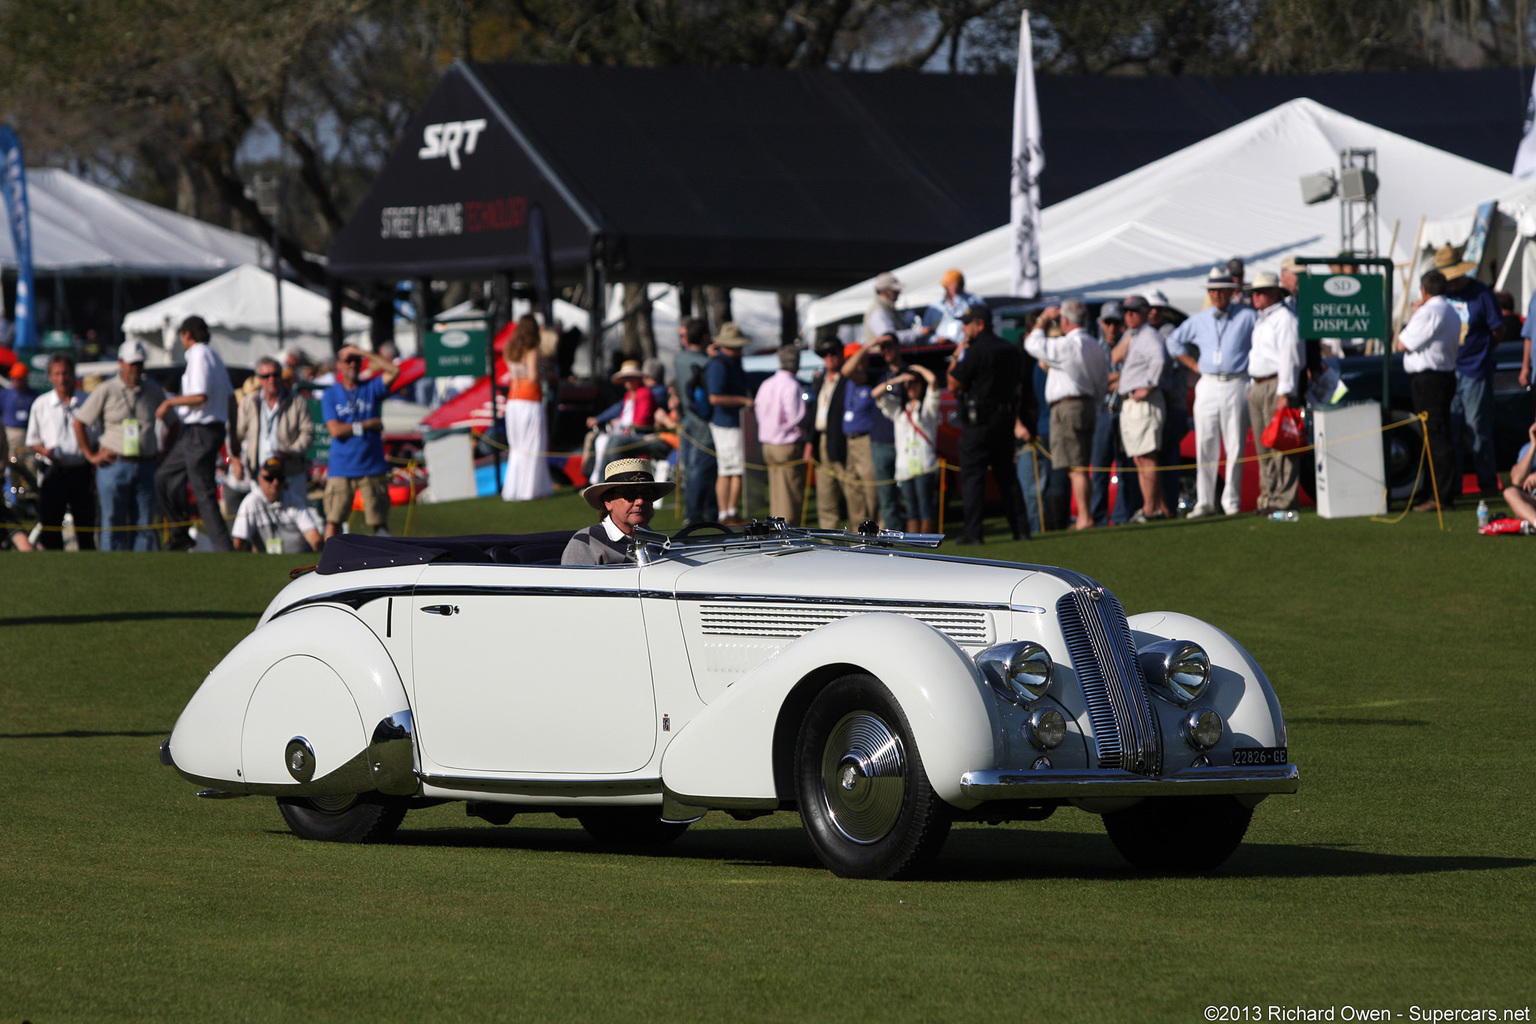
[277,793,407,843]
[1102,795,1253,872]
[794,674,951,879]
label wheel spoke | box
[819,711,906,844]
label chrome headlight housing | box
[976,641,1053,705]
[1138,640,1210,704]
[1182,707,1224,750]
[1025,707,1066,750]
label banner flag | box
[1009,12,1044,300]
[1515,71,1536,178]
[0,125,36,350]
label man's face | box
[258,470,284,502]
[1124,309,1148,330]
[1149,306,1166,326]
[879,288,901,304]
[1251,289,1279,311]
[823,352,844,375]
[877,339,901,367]
[1280,270,1298,293]
[962,317,985,341]
[340,354,362,386]
[119,361,144,387]
[258,363,283,399]
[1100,319,1122,342]
[49,362,74,397]
[1208,288,1233,312]
[603,488,654,533]
[943,281,959,300]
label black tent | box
[327,61,1530,294]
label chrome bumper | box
[961,764,1299,800]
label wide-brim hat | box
[715,322,750,349]
[581,458,676,510]
[611,360,645,382]
[1433,245,1478,280]
[1144,288,1174,309]
[1245,271,1286,292]
[1204,266,1237,290]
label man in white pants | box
[1167,267,1257,517]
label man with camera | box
[946,304,1030,545]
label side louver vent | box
[698,604,991,646]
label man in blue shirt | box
[1435,246,1505,497]
[322,344,399,539]
[705,323,752,524]
[1167,267,1257,517]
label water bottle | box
[1477,500,1490,529]
[1270,510,1299,523]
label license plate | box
[1232,746,1288,766]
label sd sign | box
[424,327,488,378]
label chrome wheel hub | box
[819,711,906,844]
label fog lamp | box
[1024,707,1066,751]
[1182,708,1223,751]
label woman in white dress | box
[501,315,553,501]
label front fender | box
[1127,611,1287,760]
[167,606,412,795]
[661,612,998,809]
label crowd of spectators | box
[1,314,399,553]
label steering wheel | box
[672,520,734,540]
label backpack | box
[688,361,711,421]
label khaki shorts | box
[1119,390,1166,459]
[1048,399,1095,471]
[710,424,745,477]
[324,474,391,527]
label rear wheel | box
[794,674,951,880]
[577,807,690,848]
[1102,795,1252,872]
[277,793,407,843]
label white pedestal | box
[1314,400,1386,518]
[422,431,477,503]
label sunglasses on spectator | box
[260,473,282,483]
[610,488,652,502]
[257,372,279,379]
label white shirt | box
[1024,326,1109,404]
[26,389,91,466]
[1398,296,1460,374]
[178,342,231,425]
[232,489,320,553]
[877,387,941,480]
[1248,302,1304,397]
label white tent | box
[1421,177,1536,314]
[807,98,1517,327]
[0,168,265,274]
[121,264,370,367]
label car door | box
[409,563,657,775]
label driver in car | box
[562,457,676,565]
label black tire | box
[277,793,407,843]
[576,807,690,848]
[794,674,952,880]
[1102,795,1253,872]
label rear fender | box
[167,607,413,796]
[661,612,997,810]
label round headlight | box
[1182,707,1223,750]
[1138,640,1210,704]
[1026,707,1066,750]
[977,641,1053,705]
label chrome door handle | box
[421,604,460,616]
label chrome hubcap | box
[309,793,357,814]
[819,711,906,844]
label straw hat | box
[715,323,751,349]
[1245,271,1286,293]
[1432,245,1478,280]
[581,458,675,510]
[611,360,645,383]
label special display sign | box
[424,327,488,378]
[1297,273,1388,340]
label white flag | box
[1010,11,1045,299]
[1515,71,1536,178]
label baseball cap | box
[874,272,903,293]
[8,362,27,381]
[1121,295,1151,314]
[118,340,147,364]
[259,457,286,481]
[1098,300,1124,322]
[959,303,991,324]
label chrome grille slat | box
[698,603,991,646]
[1057,585,1163,775]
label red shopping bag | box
[1261,406,1306,451]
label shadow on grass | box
[364,822,1533,881]
[0,610,257,627]
[0,729,168,740]
[1287,717,1430,727]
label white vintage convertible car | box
[163,521,1298,879]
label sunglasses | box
[610,488,652,502]
[343,356,363,366]
[256,372,279,380]
[260,473,282,483]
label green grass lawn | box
[2,502,1532,1022]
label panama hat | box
[581,458,676,510]
[611,360,645,383]
[1245,271,1286,292]
[1432,245,1478,280]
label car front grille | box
[697,603,992,647]
[1056,585,1163,775]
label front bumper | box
[961,764,1299,800]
